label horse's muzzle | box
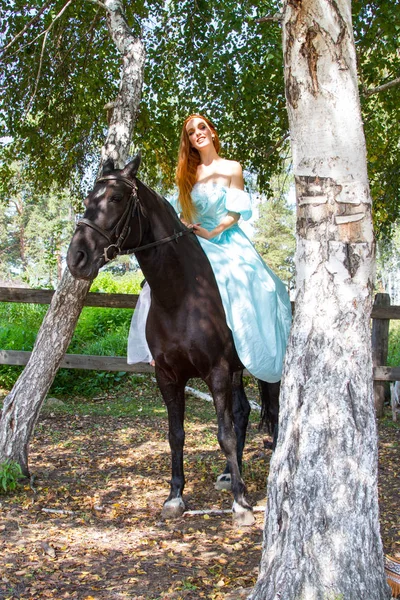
[66,242,102,281]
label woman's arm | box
[193,211,240,240]
[192,160,244,240]
[230,161,245,190]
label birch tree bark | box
[249,1,390,599]
[0,0,145,476]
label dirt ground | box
[0,383,399,600]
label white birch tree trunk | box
[0,0,145,475]
[249,1,390,599]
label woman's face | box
[185,117,214,151]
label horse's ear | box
[121,152,141,180]
[101,158,115,175]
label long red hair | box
[175,114,220,223]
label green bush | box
[0,272,143,395]
[0,303,47,350]
[388,320,400,367]
[51,368,128,397]
[69,307,132,354]
[89,270,143,294]
[0,460,23,493]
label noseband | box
[76,175,193,262]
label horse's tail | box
[257,380,280,441]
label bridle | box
[76,175,193,262]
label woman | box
[128,114,292,382]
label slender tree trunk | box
[249,1,390,599]
[14,196,27,270]
[56,236,62,283]
[0,0,145,475]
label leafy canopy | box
[0,0,399,236]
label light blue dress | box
[172,183,292,383]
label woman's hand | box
[192,224,213,240]
[192,212,240,241]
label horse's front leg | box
[156,371,186,519]
[215,370,250,491]
[207,367,254,527]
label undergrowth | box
[0,460,23,494]
[388,320,400,367]
[1,273,399,399]
[33,375,262,427]
[0,271,143,396]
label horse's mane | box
[136,178,184,228]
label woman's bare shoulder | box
[219,159,244,189]
[220,158,243,176]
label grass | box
[38,375,247,423]
[388,320,400,367]
[0,271,144,396]
[1,273,399,400]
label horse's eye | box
[110,195,123,203]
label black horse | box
[67,155,279,525]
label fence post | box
[371,293,390,418]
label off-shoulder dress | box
[127,182,292,383]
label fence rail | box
[0,288,398,386]
[2,287,400,318]
[0,287,138,309]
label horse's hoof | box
[161,497,185,519]
[215,473,232,491]
[232,501,255,527]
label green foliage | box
[1,0,118,196]
[0,302,47,348]
[0,1,289,199]
[89,270,143,294]
[0,163,76,287]
[0,0,399,240]
[388,321,400,368]
[0,272,141,394]
[67,307,130,353]
[50,368,129,398]
[0,303,47,388]
[0,460,23,493]
[140,0,288,193]
[43,375,169,418]
[253,181,296,286]
[376,221,400,301]
[0,301,132,393]
[353,1,400,237]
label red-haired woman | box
[128,114,292,382]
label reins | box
[76,175,193,263]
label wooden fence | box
[1,288,399,412]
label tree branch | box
[85,0,107,9]
[24,30,49,117]
[81,9,103,74]
[0,0,53,58]
[363,77,400,97]
[264,133,290,160]
[254,13,283,24]
[8,0,74,60]
[0,242,21,256]
[23,0,75,116]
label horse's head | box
[67,154,141,280]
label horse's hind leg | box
[215,370,250,491]
[207,368,254,526]
[258,379,280,450]
[156,372,186,519]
